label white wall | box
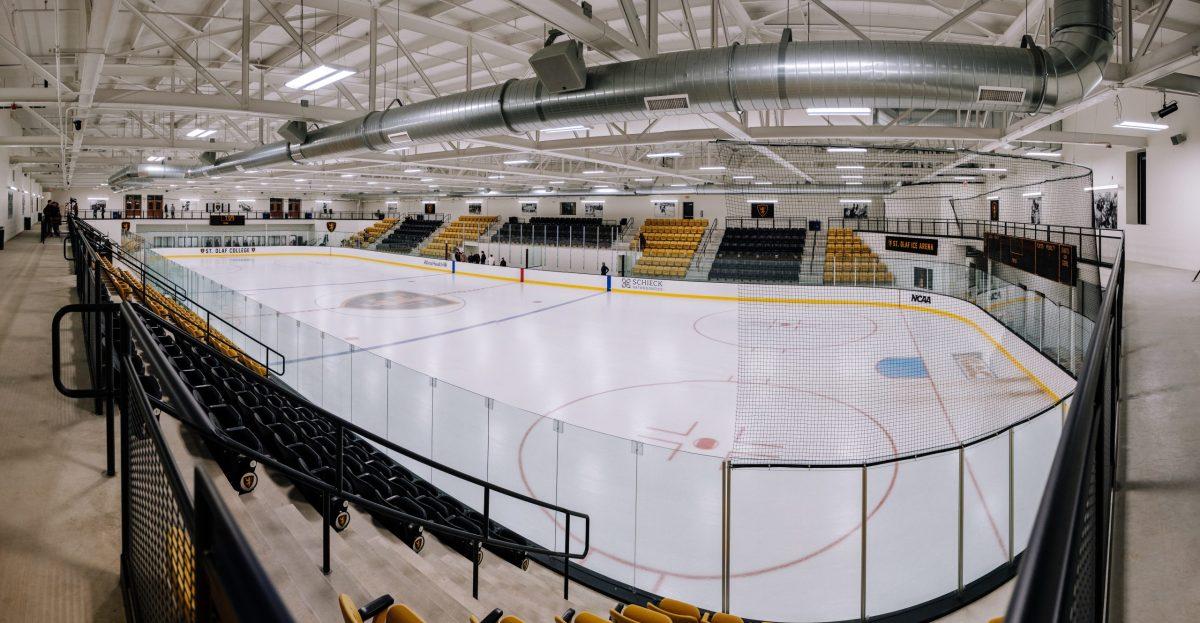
[0,110,45,243]
[46,187,362,217]
[360,193,730,225]
[1064,87,1200,269]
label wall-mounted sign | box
[749,202,775,218]
[584,201,604,215]
[209,214,246,226]
[989,198,1000,221]
[560,201,576,215]
[984,232,1076,285]
[885,235,938,255]
[423,202,436,214]
[468,202,482,214]
[521,202,538,213]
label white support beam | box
[718,0,759,43]
[921,0,993,41]
[1136,0,1175,59]
[618,0,651,52]
[120,0,238,101]
[502,0,647,60]
[383,21,441,97]
[468,135,711,182]
[256,0,365,111]
[999,0,1044,45]
[0,33,73,93]
[809,0,871,40]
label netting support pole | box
[721,460,731,613]
[957,447,965,592]
[860,465,868,621]
[1008,429,1015,562]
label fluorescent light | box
[236,198,256,202]
[145,155,164,162]
[186,128,205,138]
[386,201,398,205]
[844,182,863,186]
[669,183,688,187]
[646,151,683,158]
[827,147,867,153]
[286,65,355,90]
[285,66,338,89]
[594,187,618,193]
[340,173,356,178]
[731,175,753,180]
[503,159,531,165]
[953,176,977,181]
[487,175,505,179]
[839,198,870,203]
[836,165,864,170]
[633,178,654,182]
[86,197,105,201]
[1113,120,1169,131]
[367,181,377,185]
[1022,191,1042,197]
[403,168,421,173]
[541,125,589,133]
[841,175,863,179]
[198,129,216,138]
[1084,184,1119,191]
[548,180,565,184]
[987,196,1000,200]
[698,165,726,171]
[582,170,605,174]
[745,199,777,203]
[752,181,772,185]
[420,177,434,182]
[1028,151,1061,158]
[979,167,1008,172]
[806,107,871,116]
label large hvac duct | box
[110,0,1110,188]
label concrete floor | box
[1109,261,1200,622]
[0,233,123,620]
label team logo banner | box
[120,221,131,232]
[326,221,337,232]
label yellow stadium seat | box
[648,598,702,623]
[611,605,672,623]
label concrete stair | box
[685,227,725,280]
[797,231,827,286]
[156,409,614,623]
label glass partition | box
[145,248,1088,623]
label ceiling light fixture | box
[488,175,505,179]
[731,175,754,180]
[1113,120,1169,131]
[1027,151,1062,157]
[978,167,1008,172]
[145,155,165,162]
[836,165,864,170]
[841,175,863,179]
[698,165,726,171]
[807,107,871,116]
[838,198,870,203]
[285,65,356,90]
[541,125,589,133]
[503,159,531,165]
[1084,184,1119,191]
[1022,191,1042,197]
[646,151,683,158]
[583,170,604,174]
[403,168,421,173]
[827,147,867,153]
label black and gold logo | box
[120,221,131,232]
[326,221,337,232]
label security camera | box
[72,119,82,131]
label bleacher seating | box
[340,593,522,623]
[377,217,443,253]
[344,217,401,248]
[630,218,709,278]
[490,217,617,247]
[707,227,806,283]
[132,306,539,569]
[419,215,497,258]
[823,227,894,285]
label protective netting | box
[720,143,1100,464]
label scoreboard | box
[209,214,246,226]
[984,233,1076,286]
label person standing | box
[639,231,647,251]
[600,262,609,276]
[47,200,62,237]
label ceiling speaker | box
[1170,133,1187,146]
[530,40,587,93]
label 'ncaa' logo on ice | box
[910,294,932,304]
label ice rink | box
[158,247,1076,620]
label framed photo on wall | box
[989,198,1000,221]
[584,201,604,216]
[1092,191,1117,229]
[521,202,538,213]
[652,200,676,216]
[560,201,576,215]
[843,202,869,218]
[423,202,436,214]
[468,202,482,214]
[1029,196,1041,225]
[750,201,775,218]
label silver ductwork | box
[110,0,1111,189]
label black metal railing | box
[1006,243,1124,622]
[119,336,294,623]
[68,216,285,376]
[58,221,592,606]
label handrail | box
[69,216,286,376]
[120,296,589,598]
[1005,242,1124,621]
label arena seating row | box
[340,594,752,623]
[823,227,894,285]
[130,305,537,570]
[631,218,709,278]
[490,217,617,247]
[95,255,268,376]
[345,217,401,248]
[420,215,498,258]
[377,217,443,253]
[707,227,807,283]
